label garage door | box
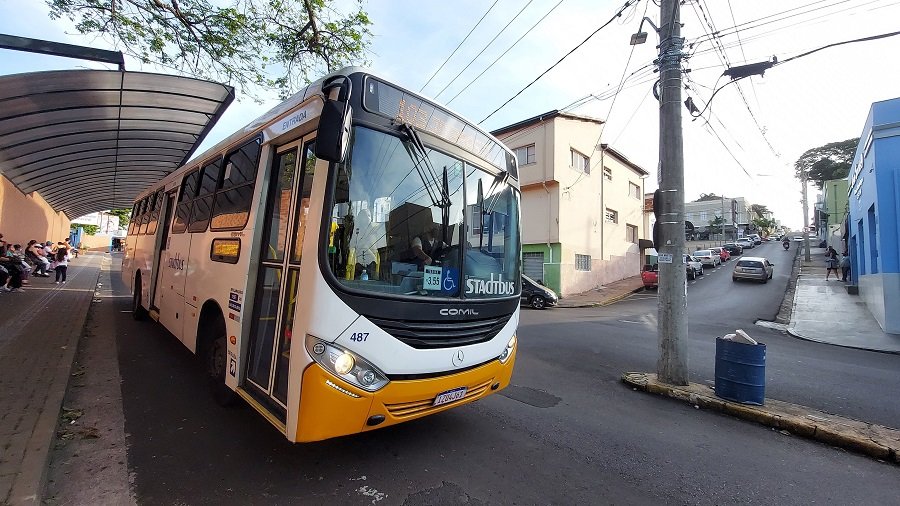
[523,252,545,281]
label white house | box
[492,111,649,297]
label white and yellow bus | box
[122,68,521,442]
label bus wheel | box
[206,332,239,407]
[132,279,147,321]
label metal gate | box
[523,252,545,281]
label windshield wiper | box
[400,123,450,209]
[483,171,510,216]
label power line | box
[419,0,499,93]
[447,0,567,105]
[433,0,536,100]
[479,0,640,125]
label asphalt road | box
[84,246,900,504]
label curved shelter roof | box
[0,70,233,218]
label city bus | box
[121,67,521,442]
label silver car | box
[693,249,720,267]
[732,256,774,283]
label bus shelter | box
[0,69,233,219]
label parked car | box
[693,249,720,267]
[793,235,805,242]
[732,256,774,283]
[684,254,703,280]
[748,234,762,245]
[521,274,558,309]
[723,243,743,256]
[709,246,730,262]
[641,264,659,289]
[736,238,754,249]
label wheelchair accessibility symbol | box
[441,268,459,295]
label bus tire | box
[132,276,147,321]
[204,317,239,407]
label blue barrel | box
[714,338,766,405]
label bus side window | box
[172,169,199,234]
[128,203,138,235]
[211,138,262,231]
[146,190,163,235]
[189,158,222,233]
[138,197,151,235]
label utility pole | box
[801,171,811,261]
[721,193,726,245]
[657,0,688,385]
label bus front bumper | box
[295,350,516,442]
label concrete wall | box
[847,97,900,333]
[0,175,70,246]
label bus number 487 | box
[350,332,369,342]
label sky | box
[2,0,899,229]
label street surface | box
[50,243,900,505]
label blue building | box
[847,97,900,334]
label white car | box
[683,254,704,279]
[693,249,720,267]
[736,238,754,249]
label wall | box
[847,97,900,333]
[0,175,70,246]
[522,243,562,294]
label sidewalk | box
[788,247,900,354]
[0,253,104,505]
[556,275,646,308]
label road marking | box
[619,319,642,324]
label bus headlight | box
[498,335,517,364]
[305,335,389,392]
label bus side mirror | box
[315,76,353,163]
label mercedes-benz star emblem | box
[452,349,465,367]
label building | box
[683,197,752,240]
[492,111,649,297]
[817,179,849,249]
[847,97,900,334]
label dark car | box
[521,274,558,309]
[723,243,743,256]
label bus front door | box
[245,138,317,417]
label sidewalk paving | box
[788,246,900,353]
[0,253,104,506]
[556,275,646,308]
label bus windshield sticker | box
[423,265,441,291]
[465,274,515,296]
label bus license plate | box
[433,387,467,406]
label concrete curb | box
[621,372,900,465]
[557,286,646,308]
[9,258,104,506]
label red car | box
[710,246,730,263]
[641,264,658,288]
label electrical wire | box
[419,0,499,93]
[447,0,567,105]
[478,0,640,125]
[433,0,536,100]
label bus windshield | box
[326,125,520,299]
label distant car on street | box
[684,254,703,280]
[709,246,730,262]
[521,274,558,309]
[723,243,743,256]
[641,263,658,289]
[736,238,754,249]
[749,234,762,245]
[693,249,720,267]
[732,256,774,283]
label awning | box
[0,69,233,218]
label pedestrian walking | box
[840,252,851,282]
[825,246,839,280]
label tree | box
[749,204,770,219]
[47,0,373,99]
[793,138,859,189]
[72,223,99,235]
[707,215,724,235]
[751,217,777,236]
[693,193,722,202]
[108,208,131,228]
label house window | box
[471,206,482,235]
[603,167,612,181]
[700,211,708,222]
[571,149,590,174]
[575,254,591,271]
[626,224,638,243]
[514,144,535,166]
[629,182,641,199]
[605,208,618,223]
